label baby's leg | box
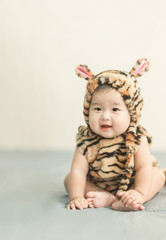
[142,167,165,202]
[85,180,143,210]
[86,191,116,208]
[82,179,116,208]
[64,173,99,195]
[112,167,165,212]
[86,186,142,210]
[64,173,116,208]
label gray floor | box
[0,151,166,240]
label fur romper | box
[75,58,165,196]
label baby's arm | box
[67,147,89,210]
[117,136,152,209]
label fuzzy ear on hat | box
[75,65,94,80]
[130,58,150,78]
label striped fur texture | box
[76,125,158,195]
[75,58,161,196]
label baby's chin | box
[98,132,118,139]
[97,130,126,139]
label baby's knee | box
[64,173,71,190]
[160,170,166,186]
[154,168,165,186]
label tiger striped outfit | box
[75,58,161,196]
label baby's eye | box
[94,107,101,111]
[112,108,119,112]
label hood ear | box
[130,58,150,78]
[75,64,94,80]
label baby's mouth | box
[101,124,112,129]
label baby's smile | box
[100,124,112,130]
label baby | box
[64,58,165,211]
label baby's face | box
[89,88,130,138]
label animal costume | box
[75,58,164,196]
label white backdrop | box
[0,0,166,151]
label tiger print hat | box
[75,58,149,128]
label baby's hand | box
[67,197,88,210]
[117,190,145,210]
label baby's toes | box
[86,191,96,198]
[87,198,95,208]
[88,202,95,208]
[87,197,92,203]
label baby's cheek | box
[90,118,99,132]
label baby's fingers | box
[67,202,76,210]
[120,192,130,204]
[67,197,88,210]
[117,191,125,197]
[76,200,84,210]
[80,199,88,209]
[138,204,145,210]
[125,196,136,207]
[68,200,86,210]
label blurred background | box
[0,0,166,152]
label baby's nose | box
[101,111,111,120]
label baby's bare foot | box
[86,191,116,208]
[112,199,145,212]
